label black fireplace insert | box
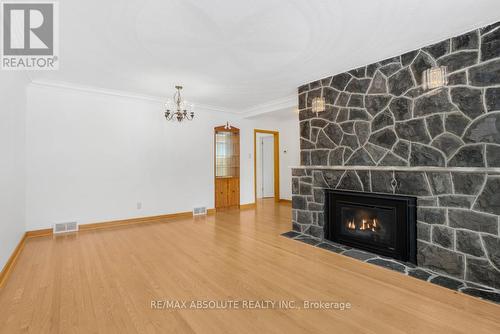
[325,190,417,264]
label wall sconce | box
[312,97,326,113]
[422,66,448,90]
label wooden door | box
[214,126,240,209]
[215,178,228,208]
[228,177,240,207]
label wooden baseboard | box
[0,233,27,288]
[26,228,53,238]
[240,203,256,210]
[279,199,292,204]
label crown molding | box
[242,94,297,119]
[29,79,237,114]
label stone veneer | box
[293,22,500,290]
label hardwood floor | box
[0,199,499,333]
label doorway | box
[253,129,279,203]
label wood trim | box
[253,129,280,203]
[0,233,27,288]
[240,203,256,210]
[26,228,53,238]
[279,199,292,204]
[79,211,193,231]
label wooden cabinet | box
[215,126,240,209]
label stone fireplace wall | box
[292,22,500,289]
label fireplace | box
[325,190,417,264]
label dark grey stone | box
[331,73,352,91]
[323,87,339,105]
[316,130,336,149]
[379,56,401,66]
[300,176,312,184]
[369,128,397,149]
[368,71,387,94]
[469,59,500,86]
[366,63,380,77]
[461,288,500,303]
[456,230,485,257]
[300,120,310,140]
[430,276,464,290]
[379,63,402,77]
[452,172,485,195]
[343,249,377,261]
[281,231,301,239]
[474,177,500,215]
[452,30,479,51]
[292,178,299,194]
[432,225,454,249]
[299,182,312,195]
[299,109,315,121]
[372,109,394,132]
[450,87,485,119]
[298,93,307,109]
[310,119,328,128]
[354,121,371,146]
[310,127,319,143]
[321,106,341,122]
[426,114,444,138]
[349,66,366,78]
[388,67,415,96]
[393,140,410,160]
[447,71,467,85]
[480,27,500,61]
[340,133,359,150]
[307,225,324,239]
[389,97,412,121]
[408,269,432,281]
[480,22,500,35]
[345,78,371,94]
[438,195,474,209]
[417,207,446,225]
[448,209,498,234]
[323,123,343,145]
[348,108,371,121]
[445,113,470,137]
[336,92,350,107]
[411,51,436,84]
[321,77,332,86]
[313,171,329,187]
[309,80,321,89]
[328,147,344,166]
[482,235,500,270]
[292,168,306,177]
[485,88,500,112]
[379,152,407,166]
[298,84,309,94]
[438,51,478,73]
[463,112,500,144]
[466,257,500,289]
[414,89,457,117]
[423,40,450,59]
[311,150,329,165]
[401,50,418,66]
[364,143,387,163]
[410,143,446,167]
[395,119,431,143]
[322,170,344,189]
[357,170,371,192]
[365,95,391,116]
[417,222,431,242]
[427,172,452,195]
[340,121,354,134]
[343,147,354,162]
[317,242,344,253]
[295,234,320,246]
[345,148,375,166]
[418,197,438,207]
[417,241,464,278]
[395,172,430,196]
[301,150,311,166]
[487,145,500,167]
[292,196,307,210]
[297,211,312,225]
[448,145,485,167]
[300,139,315,150]
[337,171,363,191]
[336,108,349,122]
[367,258,406,272]
[348,94,364,108]
[431,134,463,158]
[371,171,394,193]
[405,86,427,99]
[313,188,325,204]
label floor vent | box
[53,221,79,234]
[193,207,207,216]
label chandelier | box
[164,85,195,122]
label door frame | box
[253,129,280,203]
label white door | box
[257,135,274,198]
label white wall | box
[0,73,28,270]
[25,84,258,230]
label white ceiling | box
[32,0,500,114]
